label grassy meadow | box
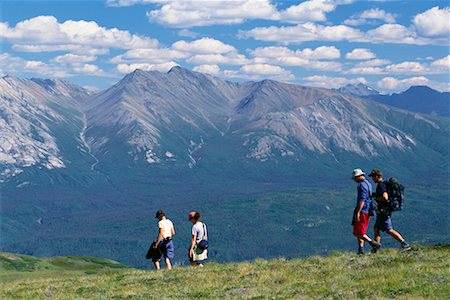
[1,245,449,299]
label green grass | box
[1,245,449,299]
[0,252,129,283]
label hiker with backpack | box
[152,210,175,270]
[188,211,208,266]
[368,169,411,252]
[351,168,381,255]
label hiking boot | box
[401,243,411,251]
[357,250,364,255]
[371,241,381,253]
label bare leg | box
[387,229,405,243]
[358,237,364,248]
[360,234,373,243]
[165,258,172,270]
[374,227,381,244]
[154,261,160,270]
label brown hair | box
[192,212,201,221]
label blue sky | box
[1,0,449,93]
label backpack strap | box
[202,223,208,241]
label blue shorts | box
[162,240,175,259]
[375,214,393,232]
[153,239,174,262]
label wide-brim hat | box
[351,168,365,179]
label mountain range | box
[1,67,449,267]
[336,83,450,117]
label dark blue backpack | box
[385,178,405,211]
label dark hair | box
[193,212,201,221]
[155,210,165,219]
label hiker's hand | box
[153,243,157,249]
[355,212,360,222]
[189,249,193,258]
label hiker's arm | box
[377,192,388,202]
[154,228,163,247]
[171,225,175,236]
[189,235,196,258]
[355,200,364,220]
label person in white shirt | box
[188,211,208,266]
[153,210,175,270]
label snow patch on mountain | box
[0,77,67,178]
[0,75,90,180]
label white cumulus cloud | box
[344,8,396,26]
[384,62,428,74]
[192,64,221,75]
[116,62,179,73]
[52,54,97,64]
[251,46,340,60]
[249,46,341,71]
[0,15,158,52]
[303,75,367,89]
[146,0,278,28]
[73,64,105,75]
[172,38,236,54]
[224,64,294,81]
[365,23,425,45]
[113,0,350,26]
[430,55,450,71]
[111,48,188,64]
[0,53,71,77]
[241,22,363,44]
[187,53,249,66]
[413,6,450,38]
[279,0,337,23]
[355,59,391,68]
[377,76,431,92]
[346,48,376,60]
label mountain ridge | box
[1,68,449,182]
[336,83,450,117]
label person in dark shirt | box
[369,169,411,252]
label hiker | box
[369,169,411,252]
[188,211,208,266]
[152,210,175,270]
[351,168,381,255]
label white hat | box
[351,168,365,179]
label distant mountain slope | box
[335,83,380,97]
[365,86,450,117]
